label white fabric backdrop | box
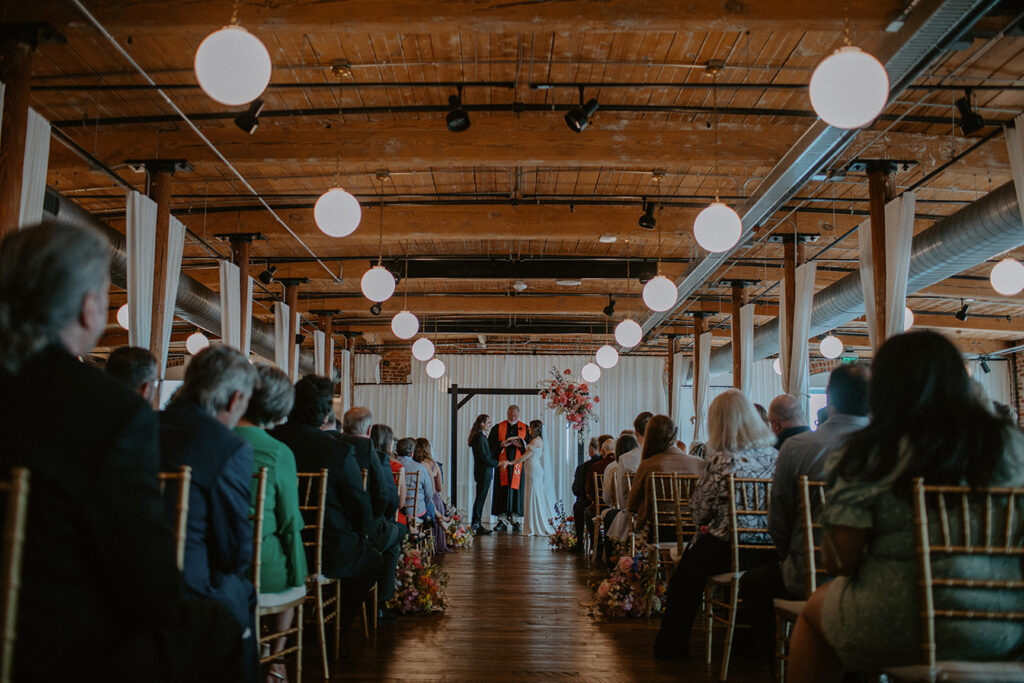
[273,302,290,375]
[18,108,50,227]
[354,354,382,384]
[679,358,783,445]
[780,261,817,403]
[125,191,157,348]
[968,358,1014,409]
[352,353,667,522]
[858,193,916,348]
[218,261,242,349]
[313,330,327,376]
[157,217,185,378]
[692,332,712,443]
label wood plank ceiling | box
[10,0,1024,359]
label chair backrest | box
[361,468,368,492]
[675,473,700,543]
[249,467,269,594]
[649,472,681,546]
[624,471,635,505]
[911,478,1024,669]
[726,475,775,573]
[798,476,828,595]
[157,466,192,571]
[593,472,604,516]
[0,468,29,683]
[403,470,420,519]
[297,469,329,576]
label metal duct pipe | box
[44,187,317,373]
[708,181,1024,375]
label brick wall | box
[379,349,412,384]
[809,359,842,376]
[1011,352,1024,428]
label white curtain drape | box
[291,312,300,382]
[156,217,185,378]
[672,351,691,432]
[1006,113,1024,223]
[327,337,335,381]
[692,331,712,443]
[273,302,290,374]
[739,303,756,394]
[125,191,157,348]
[313,330,326,375]
[355,354,382,384]
[780,262,817,402]
[241,276,253,356]
[18,108,50,227]
[858,193,916,349]
[968,358,1014,409]
[337,347,351,401]
[218,261,242,349]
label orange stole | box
[497,420,527,490]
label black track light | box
[257,265,276,285]
[980,357,991,374]
[565,88,600,133]
[446,90,470,132]
[234,98,265,135]
[638,202,656,230]
[369,303,383,316]
[602,296,616,317]
[955,299,970,322]
[955,90,985,135]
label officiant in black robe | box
[487,404,528,532]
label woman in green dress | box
[235,364,308,683]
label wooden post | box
[348,335,357,408]
[868,164,895,348]
[449,383,459,507]
[0,38,33,234]
[284,281,300,378]
[320,314,334,376]
[148,168,174,380]
[731,281,747,390]
[666,335,676,419]
[692,312,707,422]
[229,236,251,352]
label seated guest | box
[160,345,259,681]
[0,222,243,681]
[571,434,612,553]
[689,441,707,460]
[653,391,776,660]
[788,331,1024,681]
[414,437,450,553]
[600,433,640,559]
[627,415,704,533]
[233,364,308,681]
[105,345,159,402]
[754,403,770,426]
[585,434,616,504]
[739,362,871,671]
[768,394,809,449]
[371,423,406,520]
[396,437,437,523]
[611,412,654,522]
[271,376,384,637]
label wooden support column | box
[320,314,334,377]
[0,38,32,234]
[147,168,174,380]
[867,161,897,348]
[666,335,676,419]
[284,282,300,377]
[348,335,357,407]
[730,282,747,390]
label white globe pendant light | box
[990,258,1024,296]
[360,265,395,303]
[809,45,889,129]
[581,362,601,383]
[819,333,843,359]
[314,187,362,238]
[194,26,272,106]
[903,306,915,331]
[116,303,130,330]
[642,275,678,312]
[614,318,643,348]
[186,331,210,355]
[390,310,419,339]
[773,357,783,376]
[693,201,743,253]
[412,337,435,361]
[595,344,619,369]
[425,357,446,379]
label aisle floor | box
[330,534,768,682]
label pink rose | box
[594,396,600,403]
[618,556,633,573]
[564,369,571,375]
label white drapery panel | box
[336,347,351,402]
[780,262,817,401]
[327,337,335,381]
[692,331,712,443]
[671,351,691,432]
[747,358,786,411]
[273,302,290,374]
[968,359,1014,409]
[157,217,185,378]
[241,276,253,356]
[218,261,242,349]
[313,330,326,375]
[353,353,666,523]
[18,108,50,227]
[739,303,756,394]
[858,193,916,349]
[125,191,157,348]
[1006,113,1024,223]
[355,354,382,384]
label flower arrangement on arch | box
[547,500,577,551]
[388,541,448,614]
[592,548,667,617]
[539,366,599,442]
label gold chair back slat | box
[798,476,828,595]
[0,468,29,683]
[296,470,329,575]
[727,475,775,571]
[403,470,420,521]
[158,466,192,571]
[249,468,269,598]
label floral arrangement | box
[593,549,667,617]
[388,541,448,614]
[444,509,474,549]
[539,366,599,441]
[547,500,577,551]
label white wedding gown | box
[521,437,556,536]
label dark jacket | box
[270,421,381,580]
[333,432,405,551]
[572,455,603,501]
[471,431,499,481]
[160,402,256,630]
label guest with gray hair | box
[105,345,159,401]
[0,223,244,681]
[768,393,810,449]
[160,344,260,682]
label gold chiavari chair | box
[704,475,775,681]
[592,472,605,562]
[359,468,378,638]
[251,467,303,683]
[624,471,637,555]
[157,466,192,571]
[0,468,29,683]
[645,473,700,617]
[297,469,341,678]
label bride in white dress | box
[518,419,557,536]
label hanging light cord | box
[70,0,339,283]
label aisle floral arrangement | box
[593,549,667,617]
[444,509,474,549]
[539,366,599,441]
[547,501,577,550]
[388,541,448,614]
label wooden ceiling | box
[11,0,1024,358]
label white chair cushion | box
[258,585,307,609]
[772,598,806,621]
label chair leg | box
[371,583,379,631]
[775,613,791,683]
[719,579,740,681]
[331,582,341,662]
[315,584,329,679]
[704,583,715,665]
[295,603,304,683]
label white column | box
[218,261,242,349]
[125,191,157,348]
[17,108,50,227]
[274,301,291,374]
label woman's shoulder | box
[994,425,1024,486]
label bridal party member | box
[469,413,499,534]
[488,404,529,533]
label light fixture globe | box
[819,334,843,359]
[411,337,435,361]
[116,303,130,330]
[773,357,783,376]
[425,357,446,379]
[809,45,889,129]
[360,265,396,303]
[390,310,419,339]
[314,187,361,238]
[595,344,619,369]
[903,306,915,331]
[642,275,678,312]
[194,26,272,106]
[693,201,743,253]
[581,362,601,383]
[614,318,643,348]
[990,258,1024,296]
[186,331,210,355]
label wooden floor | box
[322,534,768,682]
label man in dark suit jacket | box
[0,222,243,681]
[160,345,259,683]
[271,376,383,635]
[571,435,611,553]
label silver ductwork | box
[44,188,317,373]
[708,181,1024,375]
